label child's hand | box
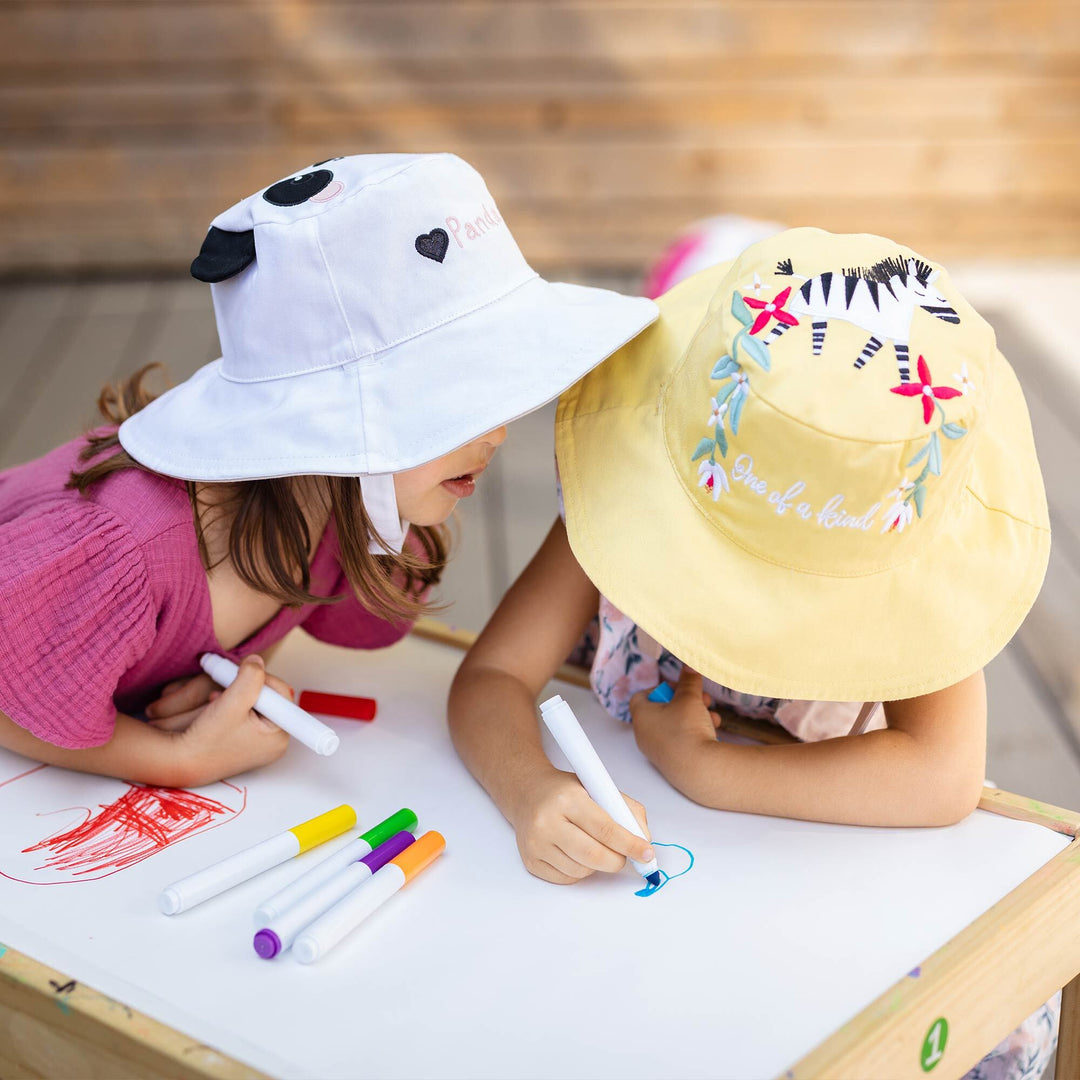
[145,666,295,733]
[160,655,291,785]
[508,768,654,886]
[630,667,718,781]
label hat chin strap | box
[358,473,409,555]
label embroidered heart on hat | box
[415,228,450,263]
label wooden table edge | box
[2,620,1077,1080]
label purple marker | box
[253,831,415,959]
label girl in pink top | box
[0,152,656,787]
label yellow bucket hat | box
[556,228,1050,702]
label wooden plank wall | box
[0,0,1078,274]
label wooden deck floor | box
[1,273,1078,810]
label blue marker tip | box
[647,682,675,704]
[645,870,662,887]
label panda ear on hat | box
[190,225,256,283]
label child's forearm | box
[663,729,984,827]
[448,665,559,824]
[0,707,192,787]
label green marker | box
[253,808,418,925]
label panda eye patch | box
[263,169,334,206]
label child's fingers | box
[262,673,296,701]
[215,655,266,716]
[145,674,216,719]
[146,709,201,733]
[571,798,654,864]
[530,859,582,886]
[622,792,650,837]
[547,844,596,880]
[557,825,627,874]
[675,666,704,700]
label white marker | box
[199,653,340,756]
[294,831,445,964]
[252,830,415,959]
[158,804,356,915]
[538,694,660,887]
[253,807,418,925]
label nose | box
[485,425,509,448]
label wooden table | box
[1,622,1078,1080]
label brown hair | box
[67,364,449,623]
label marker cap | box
[360,808,418,851]
[360,830,416,873]
[289,805,357,853]
[298,690,377,721]
[391,830,445,882]
[253,928,282,959]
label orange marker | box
[293,832,445,963]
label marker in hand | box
[199,653,339,757]
[538,694,661,888]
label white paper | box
[0,630,1069,1079]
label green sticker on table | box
[920,1016,948,1072]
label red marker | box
[297,690,377,722]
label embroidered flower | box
[744,286,800,336]
[707,397,729,427]
[732,370,749,396]
[881,500,915,534]
[697,459,729,501]
[954,363,976,394]
[890,355,962,424]
[886,478,915,501]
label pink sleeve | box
[0,501,156,748]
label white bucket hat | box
[119,153,657,548]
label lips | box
[441,461,487,499]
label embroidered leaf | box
[928,431,942,476]
[691,437,714,462]
[739,332,771,371]
[715,423,729,458]
[711,355,739,379]
[912,483,927,518]
[729,389,746,434]
[714,380,739,407]
[907,442,931,467]
[915,463,931,485]
[731,292,752,327]
[941,422,967,439]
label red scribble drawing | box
[0,763,246,885]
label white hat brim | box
[119,278,657,481]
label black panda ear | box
[190,226,256,283]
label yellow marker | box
[159,805,356,915]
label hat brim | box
[556,276,1050,703]
[119,277,657,481]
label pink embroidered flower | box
[743,287,800,335]
[697,459,729,501]
[881,500,914,534]
[890,355,962,424]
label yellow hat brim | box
[556,269,1050,702]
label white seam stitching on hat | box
[965,486,1049,531]
[315,214,360,363]
[354,344,369,472]
[217,272,541,383]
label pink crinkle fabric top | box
[0,436,414,749]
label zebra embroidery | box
[762,255,960,383]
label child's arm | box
[449,519,655,884]
[630,667,987,826]
[0,656,290,788]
